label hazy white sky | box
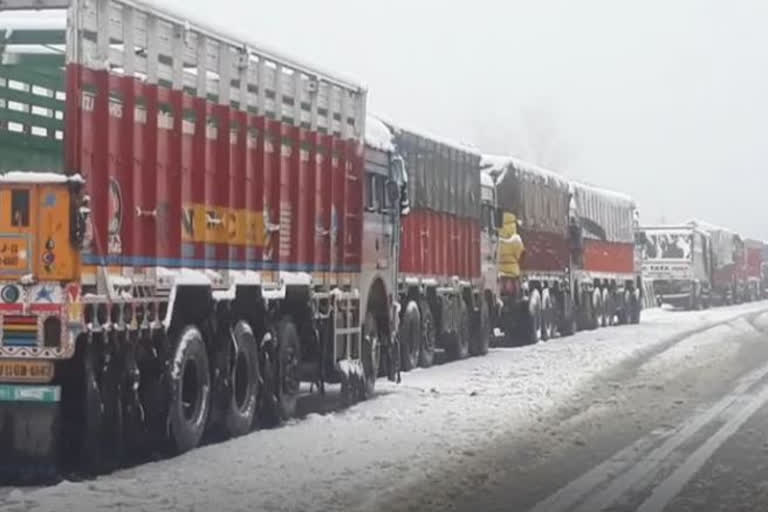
[162,0,768,239]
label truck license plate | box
[0,360,53,383]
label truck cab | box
[479,169,499,345]
[641,225,712,309]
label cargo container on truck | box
[483,155,642,345]
[688,220,748,304]
[0,0,403,475]
[570,181,643,328]
[482,155,571,344]
[744,238,764,301]
[639,224,713,309]
[384,122,490,369]
[762,242,768,298]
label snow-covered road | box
[3,302,768,512]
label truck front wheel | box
[168,326,211,455]
[399,301,421,371]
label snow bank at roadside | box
[7,303,768,512]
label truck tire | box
[602,288,612,327]
[399,301,421,371]
[222,321,259,439]
[418,300,436,368]
[560,292,578,336]
[591,288,603,330]
[541,289,554,341]
[362,311,381,398]
[447,299,470,360]
[630,290,642,324]
[272,317,301,422]
[471,296,490,356]
[617,290,629,325]
[525,289,542,345]
[78,339,105,474]
[168,326,211,455]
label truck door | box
[0,186,40,281]
[0,183,77,282]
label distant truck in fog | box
[640,221,762,308]
[640,225,713,308]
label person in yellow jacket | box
[498,211,524,278]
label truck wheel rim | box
[283,346,300,396]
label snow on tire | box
[541,289,554,341]
[527,289,542,344]
[601,288,611,327]
[399,301,421,372]
[222,321,259,439]
[592,288,604,329]
[362,310,381,398]
[418,300,436,368]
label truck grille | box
[2,315,39,347]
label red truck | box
[0,0,411,476]
[380,121,492,370]
[744,239,764,301]
[688,221,750,304]
[482,156,642,345]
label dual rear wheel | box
[166,316,301,455]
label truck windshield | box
[643,232,693,260]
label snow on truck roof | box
[138,0,366,91]
[0,2,364,92]
[480,154,570,189]
[364,115,395,152]
[686,219,739,237]
[481,154,636,207]
[570,180,634,207]
[0,10,66,31]
[378,116,481,156]
[480,170,494,188]
[0,171,84,184]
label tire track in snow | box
[528,320,768,512]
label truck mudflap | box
[0,385,61,484]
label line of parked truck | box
[640,222,768,309]
[0,0,762,481]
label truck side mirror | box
[386,179,400,206]
[391,156,410,216]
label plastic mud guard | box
[0,385,61,484]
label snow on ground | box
[634,316,758,383]
[4,302,768,512]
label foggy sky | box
[162,0,768,240]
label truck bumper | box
[0,385,61,482]
[658,293,691,307]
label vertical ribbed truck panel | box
[689,220,747,292]
[488,156,571,276]
[390,125,482,282]
[744,239,764,281]
[0,0,367,282]
[571,182,637,276]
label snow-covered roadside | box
[5,302,768,512]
